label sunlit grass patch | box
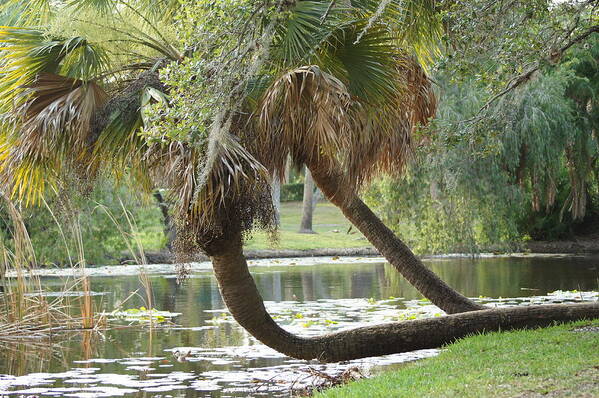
[315,320,599,398]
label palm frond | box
[66,0,117,14]
[317,21,399,103]
[1,73,107,204]
[1,0,52,25]
[0,27,109,112]
[144,133,272,248]
[345,55,437,186]
[258,57,436,190]
[272,0,344,67]
[258,65,352,180]
[89,70,166,176]
[350,0,442,66]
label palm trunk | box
[210,229,599,362]
[298,167,316,233]
[306,163,483,314]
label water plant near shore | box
[0,194,163,339]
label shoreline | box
[133,237,599,265]
[7,250,599,278]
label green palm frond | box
[59,38,110,79]
[136,0,182,23]
[272,0,345,67]
[349,0,442,66]
[1,73,107,204]
[1,0,52,25]
[0,27,109,111]
[317,21,399,103]
[67,0,181,22]
[66,0,117,14]
[0,0,24,26]
[90,97,144,177]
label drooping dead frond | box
[345,54,437,187]
[144,133,275,254]
[16,73,108,160]
[258,65,353,181]
[257,58,437,192]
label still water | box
[0,255,598,397]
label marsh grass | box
[0,193,155,340]
[98,199,156,324]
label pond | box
[0,254,598,397]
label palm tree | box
[0,0,596,362]
[0,0,480,313]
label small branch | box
[478,24,599,112]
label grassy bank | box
[316,320,599,398]
[244,201,370,250]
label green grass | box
[244,201,370,250]
[316,321,599,398]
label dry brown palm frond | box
[345,55,437,187]
[257,58,437,192]
[15,73,108,161]
[144,134,275,253]
[257,65,353,181]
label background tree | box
[365,26,599,253]
[298,167,318,234]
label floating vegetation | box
[1,257,598,397]
[104,307,181,324]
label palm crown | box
[0,0,440,240]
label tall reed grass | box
[0,192,155,340]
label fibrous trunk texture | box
[306,163,483,314]
[210,230,599,362]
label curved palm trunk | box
[306,162,483,314]
[210,229,599,362]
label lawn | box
[315,320,599,398]
[244,201,371,250]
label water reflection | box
[0,255,597,397]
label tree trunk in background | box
[208,227,599,362]
[306,162,484,314]
[153,191,176,251]
[299,167,316,233]
[272,176,281,226]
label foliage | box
[281,183,304,202]
[0,178,165,265]
[438,0,598,91]
[366,34,599,252]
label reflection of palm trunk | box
[306,161,483,314]
[301,272,314,301]
[153,190,176,251]
[209,225,599,362]
[299,167,316,233]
